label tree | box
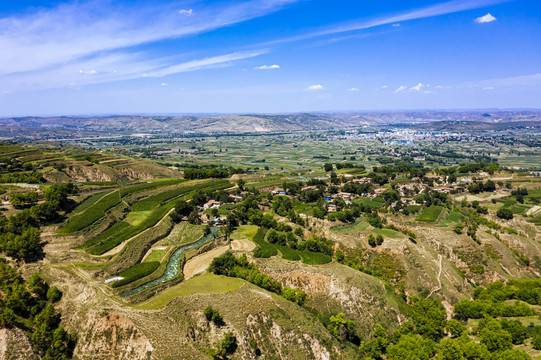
[324,163,333,172]
[376,234,384,246]
[410,296,447,341]
[187,209,201,225]
[10,192,38,208]
[446,319,466,338]
[46,286,62,303]
[386,334,436,360]
[327,313,356,342]
[204,306,224,326]
[497,208,513,220]
[479,321,513,352]
[237,179,246,191]
[213,332,237,359]
[532,334,541,350]
[368,234,376,247]
[5,227,42,261]
[28,273,48,298]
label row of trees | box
[209,251,307,306]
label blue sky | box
[0,0,540,115]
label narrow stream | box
[119,227,220,297]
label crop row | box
[61,179,185,233]
[130,180,225,211]
[252,228,274,257]
[70,190,114,216]
[111,261,160,288]
[84,180,232,255]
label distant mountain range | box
[1,111,541,135]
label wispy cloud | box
[394,85,407,93]
[306,84,324,91]
[347,87,360,92]
[392,23,400,27]
[145,50,266,78]
[254,64,280,70]
[467,73,541,88]
[0,0,296,90]
[262,0,508,46]
[1,50,265,92]
[475,13,497,23]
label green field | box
[298,250,332,265]
[124,210,152,226]
[372,228,400,238]
[252,228,276,258]
[143,249,168,263]
[332,217,369,233]
[133,273,244,309]
[230,225,259,240]
[415,205,444,222]
[275,244,301,261]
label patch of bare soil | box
[0,327,38,360]
[231,238,256,252]
[74,312,153,360]
[183,246,229,280]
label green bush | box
[497,208,514,220]
[111,262,160,288]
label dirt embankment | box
[74,312,153,360]
[0,327,38,360]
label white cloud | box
[410,82,424,91]
[394,85,407,93]
[435,85,444,89]
[160,82,169,86]
[307,84,323,91]
[179,9,194,16]
[347,88,359,92]
[0,0,296,91]
[483,86,495,90]
[392,23,400,27]
[475,13,497,23]
[254,64,280,70]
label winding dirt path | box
[426,254,443,299]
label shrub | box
[497,208,513,220]
[46,286,62,303]
[204,306,224,326]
